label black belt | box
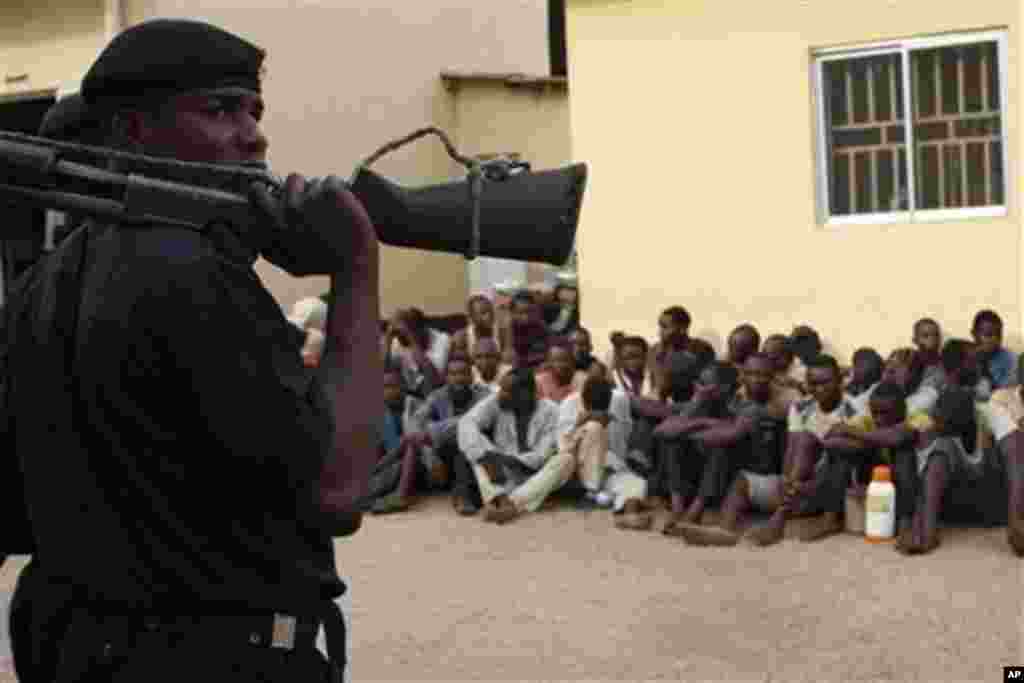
[74,601,346,680]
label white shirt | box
[556,389,633,472]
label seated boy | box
[763,334,804,395]
[452,294,500,357]
[819,382,931,541]
[372,355,490,514]
[725,324,761,368]
[556,372,653,530]
[653,361,743,534]
[666,353,789,546]
[570,327,598,372]
[897,387,1010,554]
[746,354,860,546]
[457,368,571,524]
[843,347,883,399]
[536,343,587,403]
[472,337,507,391]
[612,335,653,398]
[366,364,422,508]
[913,317,944,389]
[972,309,1015,400]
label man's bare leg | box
[906,457,948,555]
[675,477,750,546]
[1005,435,1024,556]
[751,436,819,546]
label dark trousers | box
[9,558,77,683]
[54,609,341,683]
[658,438,737,506]
[810,448,917,519]
[448,443,482,506]
[894,445,1008,526]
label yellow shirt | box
[844,411,933,463]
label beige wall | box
[122,0,550,316]
[567,0,1022,364]
[446,77,572,288]
[0,1,109,99]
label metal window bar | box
[912,44,1001,210]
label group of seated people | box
[287,286,1024,558]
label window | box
[814,30,1008,225]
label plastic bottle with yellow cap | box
[865,465,896,542]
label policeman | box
[5,92,99,683]
[5,18,381,682]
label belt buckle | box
[271,613,297,650]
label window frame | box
[813,29,1010,228]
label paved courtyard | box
[1,496,1021,681]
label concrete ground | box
[1,495,1021,681]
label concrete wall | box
[567,0,1022,363]
[0,1,109,99]
[123,0,550,316]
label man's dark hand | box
[249,174,378,278]
[479,452,508,485]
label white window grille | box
[814,30,1009,225]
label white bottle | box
[865,465,896,542]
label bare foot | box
[749,521,786,547]
[799,513,843,542]
[676,523,739,547]
[484,495,519,524]
[908,532,941,555]
[662,512,684,536]
[892,518,917,557]
[1008,522,1024,556]
[682,499,705,525]
[615,511,654,531]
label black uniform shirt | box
[7,219,344,615]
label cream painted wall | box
[0,1,108,98]
[447,79,573,290]
[567,0,1022,364]
[122,0,550,316]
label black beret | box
[81,19,264,107]
[38,94,99,142]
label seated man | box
[627,351,700,484]
[725,324,761,369]
[666,353,792,546]
[990,352,1024,425]
[746,354,860,546]
[912,317,944,389]
[374,355,491,515]
[882,387,1007,554]
[979,378,1024,556]
[570,327,598,373]
[457,368,570,524]
[788,325,822,387]
[850,348,938,417]
[818,382,930,542]
[472,337,507,391]
[972,309,1016,400]
[507,291,551,370]
[536,342,586,403]
[383,307,450,399]
[843,347,883,399]
[652,361,742,534]
[647,306,693,397]
[367,364,422,507]
[763,333,805,395]
[452,294,500,357]
[612,335,653,398]
[556,366,652,530]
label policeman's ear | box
[110,108,159,152]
